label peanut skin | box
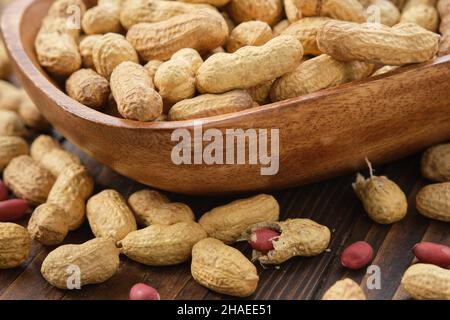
[196,35,304,94]
[126,12,228,62]
[110,61,163,121]
[317,20,440,65]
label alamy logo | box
[171,121,280,176]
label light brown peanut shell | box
[281,17,331,55]
[416,182,450,222]
[196,35,303,94]
[28,203,69,246]
[41,238,120,289]
[284,0,302,22]
[38,148,82,177]
[244,218,331,265]
[322,279,367,300]
[126,13,228,62]
[30,135,62,162]
[401,0,439,32]
[317,21,440,66]
[82,2,122,35]
[87,189,137,241]
[0,110,27,137]
[362,0,400,26]
[199,194,279,244]
[35,32,81,77]
[0,80,23,112]
[228,0,283,26]
[154,48,203,104]
[47,164,94,230]
[110,61,163,121]
[3,155,55,206]
[421,143,450,182]
[0,222,31,269]
[47,0,86,18]
[191,238,259,297]
[66,69,110,110]
[321,0,367,22]
[128,189,195,226]
[18,90,50,131]
[144,60,163,82]
[0,136,29,171]
[246,80,275,105]
[92,33,139,79]
[226,21,273,53]
[120,0,215,30]
[79,35,102,69]
[401,263,450,300]
[168,90,254,121]
[180,0,230,6]
[119,221,207,266]
[352,173,408,224]
[273,19,290,35]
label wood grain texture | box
[2,0,450,195]
[0,138,448,300]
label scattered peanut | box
[129,283,160,300]
[416,182,450,222]
[401,263,450,300]
[66,69,110,110]
[46,164,94,230]
[413,242,450,268]
[87,189,137,241]
[0,136,29,171]
[41,237,120,289]
[0,222,31,269]
[242,218,331,265]
[3,155,55,206]
[421,143,450,182]
[0,80,23,112]
[27,203,68,245]
[168,90,254,121]
[0,199,29,222]
[322,279,367,300]
[317,20,440,65]
[110,61,163,121]
[352,171,408,224]
[126,12,228,61]
[119,221,207,266]
[154,48,203,104]
[191,238,259,297]
[128,189,195,226]
[199,194,279,244]
[340,241,374,270]
[18,90,50,131]
[196,35,303,94]
[0,110,27,137]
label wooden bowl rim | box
[2,0,450,131]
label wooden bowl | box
[2,0,450,195]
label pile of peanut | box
[35,0,448,122]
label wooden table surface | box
[0,132,448,300]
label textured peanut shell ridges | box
[0,222,31,269]
[191,238,259,297]
[421,143,450,182]
[416,182,450,222]
[401,264,450,300]
[322,278,367,300]
[317,20,440,65]
[199,194,279,244]
[41,238,120,289]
